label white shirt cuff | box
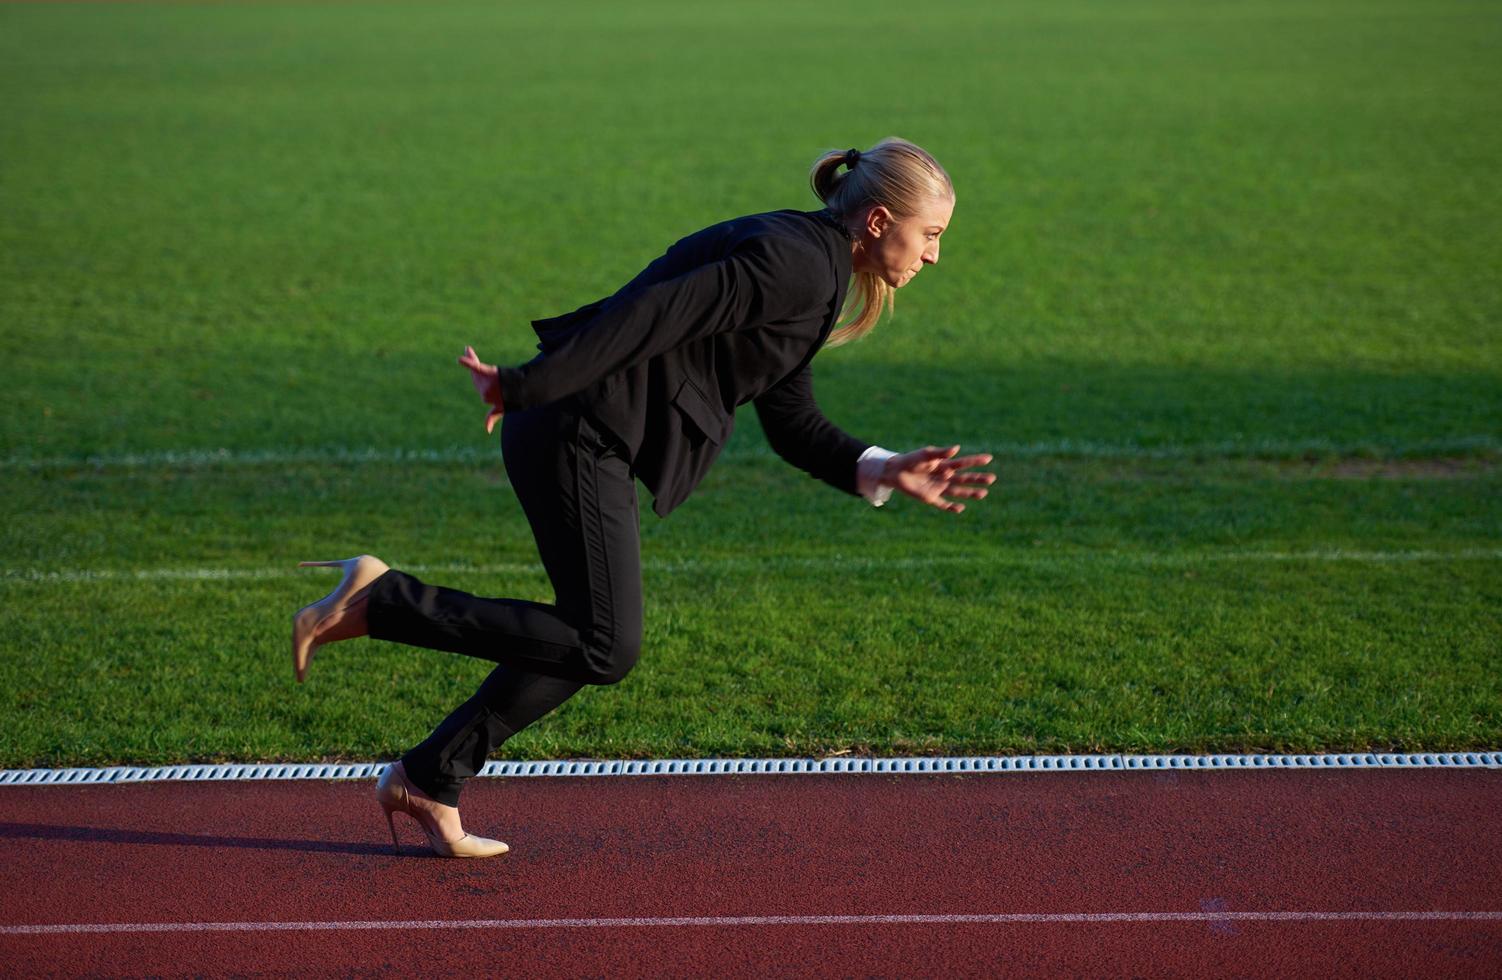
[856,445,897,507]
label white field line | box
[3,436,1499,471]
[4,911,1501,936]
[2,549,1500,585]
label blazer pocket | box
[671,378,729,445]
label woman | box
[291,137,996,858]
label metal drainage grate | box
[0,752,1499,786]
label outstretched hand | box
[882,445,995,514]
[458,345,504,434]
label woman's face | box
[854,196,954,288]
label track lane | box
[3,770,1499,976]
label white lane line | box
[5,911,1502,935]
[2,549,1498,584]
[4,436,1499,470]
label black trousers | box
[365,397,643,806]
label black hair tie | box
[844,147,861,169]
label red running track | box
[2,769,1500,977]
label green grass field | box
[1,0,1498,767]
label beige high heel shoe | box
[291,554,390,683]
[375,763,510,858]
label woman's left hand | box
[458,345,505,434]
[882,445,996,514]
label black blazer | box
[495,207,872,517]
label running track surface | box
[2,770,1500,977]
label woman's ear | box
[865,205,892,239]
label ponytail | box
[808,137,954,347]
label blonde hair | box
[809,137,954,346]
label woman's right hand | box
[881,445,995,514]
[458,345,505,434]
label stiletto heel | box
[382,805,402,855]
[291,554,390,683]
[374,763,509,859]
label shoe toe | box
[460,833,510,858]
[481,836,510,855]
